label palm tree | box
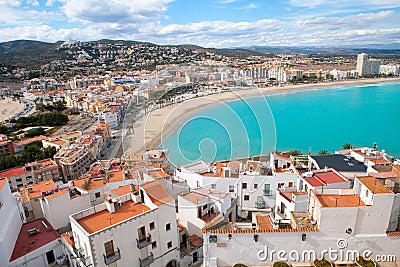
[318,150,329,155]
[342,143,354,150]
[289,149,302,156]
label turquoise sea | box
[160,82,400,167]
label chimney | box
[130,183,136,192]
[105,197,116,213]
[27,186,33,193]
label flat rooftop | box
[77,201,150,234]
[10,218,60,262]
[311,154,367,172]
[357,176,393,194]
[316,194,365,207]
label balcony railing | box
[103,247,121,265]
[136,234,151,249]
[139,252,154,267]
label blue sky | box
[0,0,399,47]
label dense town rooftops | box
[357,176,393,194]
[76,201,151,234]
[25,179,57,199]
[0,166,27,178]
[10,218,60,262]
[310,154,367,172]
[13,135,47,147]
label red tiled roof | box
[0,166,28,178]
[10,218,60,262]
[187,234,203,247]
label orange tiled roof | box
[0,166,27,178]
[316,194,365,208]
[141,180,174,206]
[28,180,57,199]
[77,201,150,234]
[110,184,138,197]
[357,176,393,194]
[256,216,274,230]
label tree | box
[25,127,45,138]
[289,149,302,156]
[0,125,8,134]
[318,150,329,155]
[342,143,354,150]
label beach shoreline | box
[122,77,400,154]
[0,98,25,122]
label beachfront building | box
[356,53,381,77]
[380,64,400,76]
[0,159,60,190]
[65,180,180,267]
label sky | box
[0,0,399,47]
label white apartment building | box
[380,64,400,76]
[356,53,381,77]
[66,180,180,267]
[99,111,119,129]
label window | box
[242,183,247,189]
[211,184,216,189]
[167,241,172,249]
[104,240,114,257]
[46,250,55,264]
[229,185,234,192]
[193,251,198,262]
[288,182,294,187]
[95,192,101,198]
[166,223,171,231]
[365,190,369,197]
[203,204,207,210]
[254,184,258,189]
[278,183,285,189]
[264,184,271,195]
[152,241,157,249]
[244,195,250,201]
[149,222,155,230]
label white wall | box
[0,184,24,267]
[41,192,92,230]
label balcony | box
[263,190,271,196]
[136,234,151,249]
[103,247,121,265]
[139,252,154,267]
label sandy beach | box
[0,98,25,122]
[121,77,400,154]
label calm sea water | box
[160,82,400,166]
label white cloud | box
[233,3,258,10]
[26,0,39,7]
[61,0,174,24]
[45,0,54,6]
[289,0,400,10]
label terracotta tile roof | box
[368,171,397,179]
[0,178,7,192]
[44,188,68,200]
[14,135,46,146]
[109,184,138,197]
[357,176,393,194]
[28,180,57,199]
[256,216,273,230]
[386,231,400,236]
[187,234,203,247]
[0,166,28,178]
[141,180,174,206]
[77,201,150,234]
[10,218,60,262]
[304,169,348,187]
[177,223,186,232]
[181,191,207,204]
[316,194,365,207]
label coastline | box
[122,77,400,154]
